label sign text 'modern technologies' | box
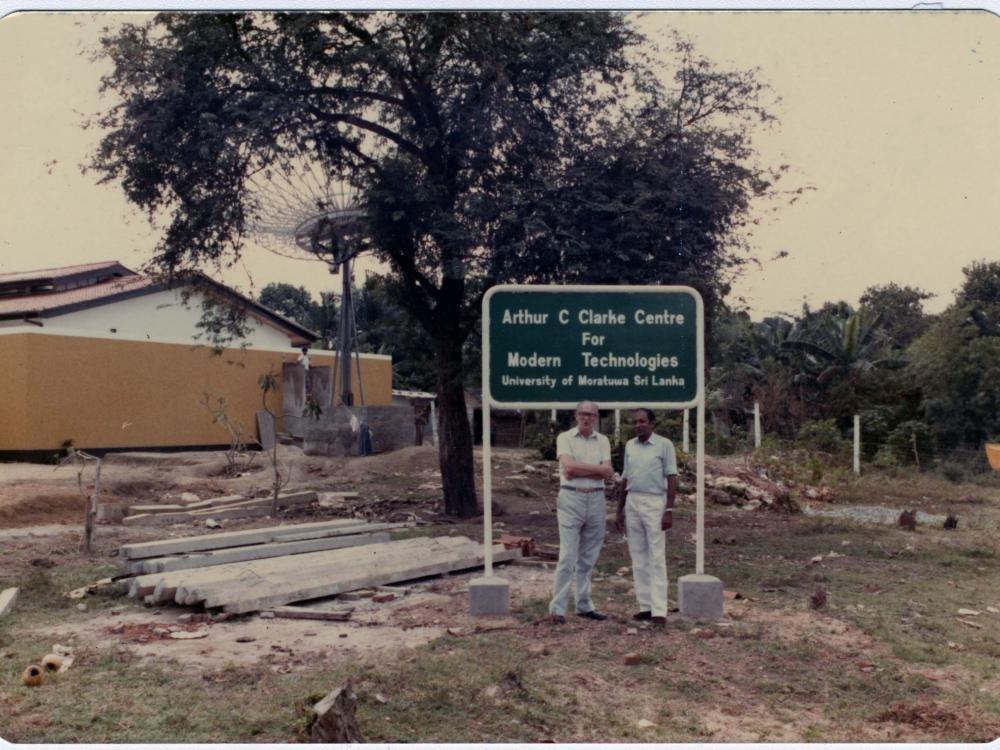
[484,285,703,408]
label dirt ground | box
[2,444,1000,742]
[34,565,556,671]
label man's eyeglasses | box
[576,412,598,418]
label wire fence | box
[514,407,1000,481]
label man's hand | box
[598,464,614,480]
[660,510,673,530]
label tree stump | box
[310,680,362,743]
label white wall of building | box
[2,288,296,349]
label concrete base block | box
[468,576,510,616]
[678,573,724,621]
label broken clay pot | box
[22,664,44,687]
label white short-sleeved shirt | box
[622,433,678,495]
[556,427,611,487]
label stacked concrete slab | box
[117,522,519,614]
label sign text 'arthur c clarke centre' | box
[484,286,702,408]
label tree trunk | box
[83,459,101,555]
[310,680,362,743]
[434,327,479,518]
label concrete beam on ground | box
[120,519,364,559]
[185,538,476,607]
[266,606,354,621]
[163,537,472,604]
[123,522,408,574]
[0,587,19,618]
[123,505,273,526]
[188,491,319,514]
[181,495,247,510]
[128,504,189,515]
[128,535,446,599]
[124,492,323,526]
[186,538,480,606]
[213,545,521,614]
[137,531,392,574]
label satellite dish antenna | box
[249,159,369,411]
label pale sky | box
[2,9,999,318]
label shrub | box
[805,455,824,483]
[707,424,745,455]
[796,419,847,454]
[858,406,893,459]
[939,462,966,483]
[522,418,557,461]
[872,444,900,471]
[884,420,934,466]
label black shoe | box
[651,616,667,627]
[550,614,566,624]
[632,611,652,621]
[576,610,608,621]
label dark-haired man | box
[615,408,678,626]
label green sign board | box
[484,285,703,408]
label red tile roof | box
[0,274,153,316]
[0,261,317,345]
[0,260,131,284]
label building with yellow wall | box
[0,261,391,456]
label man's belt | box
[560,485,605,493]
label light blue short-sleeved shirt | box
[556,426,611,488]
[622,433,677,494]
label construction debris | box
[0,587,19,618]
[169,629,209,639]
[498,534,536,557]
[266,606,354,622]
[534,543,559,561]
[117,521,521,614]
[66,578,113,599]
[126,528,398,575]
[898,509,918,530]
[702,467,803,513]
[122,491,321,527]
[120,519,383,560]
[22,664,44,687]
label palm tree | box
[709,314,800,437]
[782,305,904,419]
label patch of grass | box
[1,647,319,742]
[0,560,122,623]
[518,596,549,621]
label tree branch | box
[302,105,423,158]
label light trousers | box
[549,488,607,616]
[625,490,668,617]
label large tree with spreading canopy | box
[89,12,782,517]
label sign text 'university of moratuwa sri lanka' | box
[484,285,704,409]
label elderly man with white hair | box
[548,400,613,624]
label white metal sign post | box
[470,284,720,618]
